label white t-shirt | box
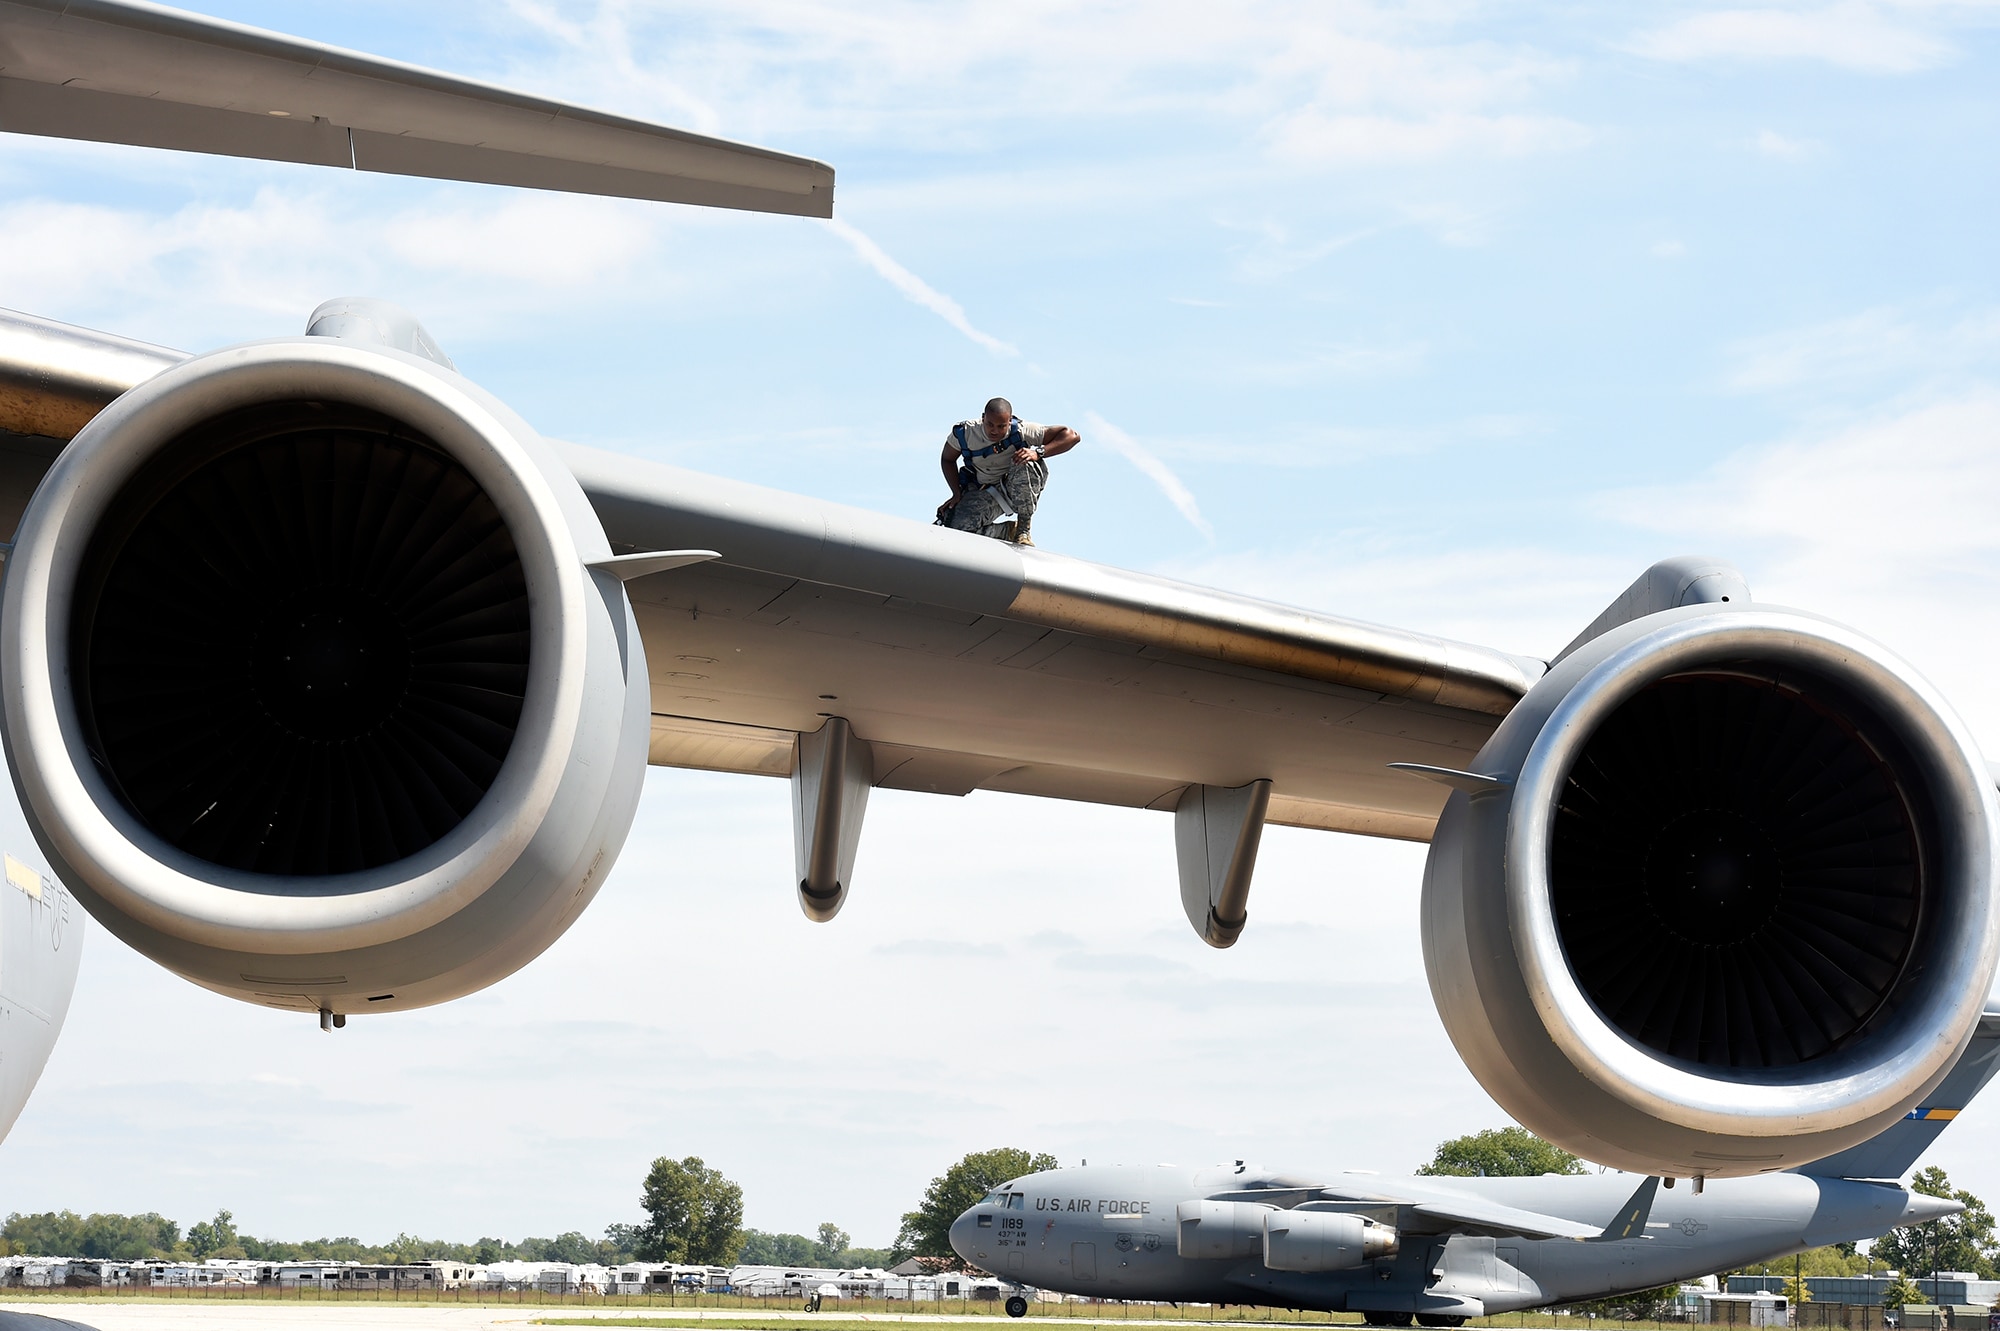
[949,418,1048,486]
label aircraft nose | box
[948,1206,982,1264]
[1900,1191,1965,1226]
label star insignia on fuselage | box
[1677,1218,1709,1237]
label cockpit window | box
[1009,1193,1025,1210]
[980,1189,1007,1205]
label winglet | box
[1590,1176,1660,1242]
[588,550,720,581]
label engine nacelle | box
[1423,603,2000,1177]
[1262,1210,1396,1272]
[1176,1200,1273,1260]
[0,330,651,1018]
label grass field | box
[0,1287,1768,1331]
[524,1311,1712,1319]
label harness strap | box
[953,420,1022,461]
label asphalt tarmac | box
[0,1310,1184,1331]
[0,1310,1084,1331]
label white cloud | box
[1182,538,1613,660]
[825,217,1018,357]
[1216,217,1386,282]
[1628,5,1955,73]
[1235,340,1431,384]
[0,186,672,345]
[1264,111,1591,164]
[473,0,1588,172]
[1609,391,2000,741]
[502,0,726,134]
[1618,392,2000,582]
[1084,410,1214,540]
[1725,305,2000,395]
[1157,413,1551,471]
[1751,127,1823,158]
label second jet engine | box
[1262,1210,1398,1272]
[1422,598,2000,1178]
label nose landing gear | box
[1006,1295,1029,1318]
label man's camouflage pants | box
[945,459,1046,538]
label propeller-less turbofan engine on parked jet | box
[0,305,668,1018]
[1418,581,2000,1180]
[0,0,1995,1179]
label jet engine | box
[0,322,652,1019]
[1262,1211,1397,1272]
[1423,601,2000,1178]
[1177,1200,1274,1260]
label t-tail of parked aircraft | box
[0,0,1997,1180]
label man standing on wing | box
[936,397,1080,545]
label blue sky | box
[4,0,2000,1253]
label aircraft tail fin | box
[1797,1003,2000,1181]
[1592,1175,1659,1241]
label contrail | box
[828,222,1210,539]
[1085,412,1213,540]
[827,217,1018,358]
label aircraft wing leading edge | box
[0,0,834,216]
[1307,1175,1661,1241]
[0,307,1543,842]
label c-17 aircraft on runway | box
[0,0,1998,1190]
[950,1007,2000,1324]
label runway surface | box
[0,1308,1116,1331]
[0,1309,1225,1331]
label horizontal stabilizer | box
[1796,1004,2000,1180]
[0,0,834,216]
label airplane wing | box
[0,306,1541,847]
[571,444,1540,842]
[1310,1177,1658,1241]
[0,0,834,216]
[1308,1190,1599,1241]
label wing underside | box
[0,0,834,215]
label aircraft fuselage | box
[950,1164,1947,1318]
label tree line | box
[0,1156,890,1269]
[0,1206,649,1266]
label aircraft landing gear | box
[1367,1315,1413,1327]
[1006,1295,1030,1318]
[1416,1317,1466,1328]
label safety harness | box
[952,419,1022,464]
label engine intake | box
[76,402,533,875]
[1423,604,2000,1177]
[1,330,651,1016]
[1553,671,1926,1069]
